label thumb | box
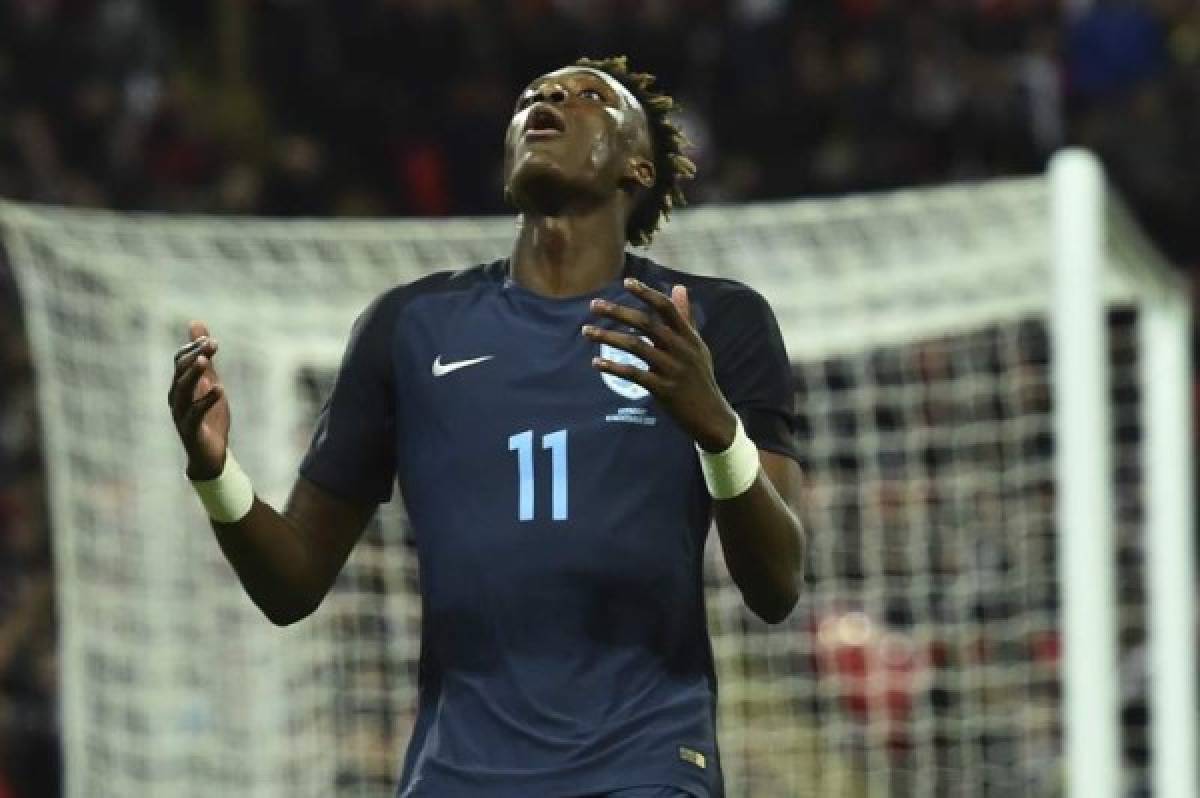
[189,320,211,341]
[671,285,692,326]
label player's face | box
[503,67,653,212]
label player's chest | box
[393,311,706,522]
[393,297,704,547]
[400,307,668,433]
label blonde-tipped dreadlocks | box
[575,56,696,248]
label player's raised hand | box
[584,278,738,452]
[168,321,230,480]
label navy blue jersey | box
[300,253,798,798]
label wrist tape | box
[696,416,760,500]
[191,451,255,523]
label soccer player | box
[168,56,804,798]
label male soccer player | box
[168,56,804,798]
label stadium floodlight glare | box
[2,149,1192,798]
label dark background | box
[1,1,1197,795]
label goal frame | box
[1050,150,1196,798]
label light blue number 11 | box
[507,429,568,522]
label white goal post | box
[1048,151,1195,798]
[1,149,1193,797]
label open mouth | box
[524,103,566,140]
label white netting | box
[0,174,1175,797]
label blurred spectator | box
[0,255,58,798]
[0,0,1194,260]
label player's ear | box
[625,156,655,191]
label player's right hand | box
[169,321,230,481]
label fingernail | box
[581,325,593,335]
[624,278,638,289]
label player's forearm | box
[209,500,324,626]
[713,475,804,624]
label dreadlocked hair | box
[575,56,696,247]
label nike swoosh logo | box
[432,354,494,377]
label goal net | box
[2,151,1192,797]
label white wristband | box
[190,450,255,523]
[696,416,760,500]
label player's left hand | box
[584,278,738,452]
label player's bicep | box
[707,287,802,464]
[284,475,377,593]
[298,292,400,505]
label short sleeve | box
[704,287,801,464]
[298,294,398,504]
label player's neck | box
[510,208,626,299]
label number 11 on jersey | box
[508,429,568,522]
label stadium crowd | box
[1,0,1198,795]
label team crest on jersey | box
[599,341,650,400]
